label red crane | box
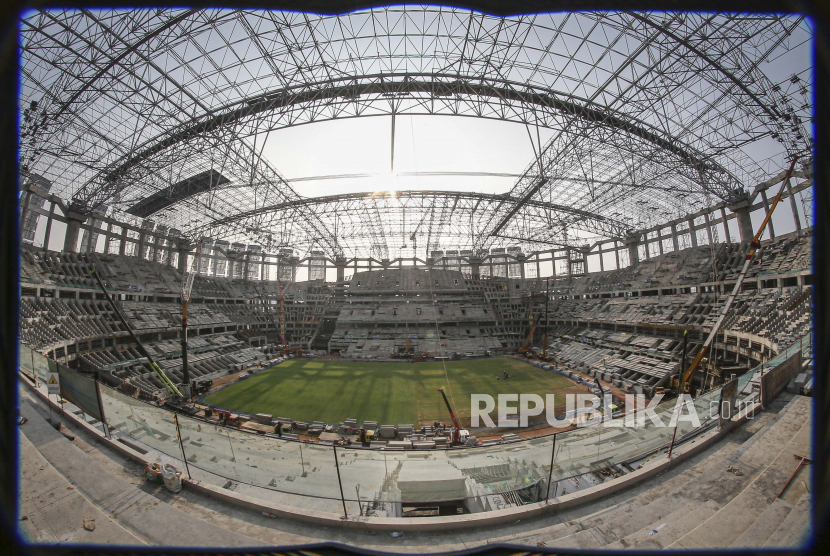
[439,387,468,446]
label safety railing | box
[18,331,811,518]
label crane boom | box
[680,156,799,390]
[181,241,204,303]
[439,387,463,445]
[90,268,182,397]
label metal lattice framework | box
[19,8,813,258]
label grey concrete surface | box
[17,384,813,552]
[18,432,144,545]
[18,398,266,548]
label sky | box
[261,114,555,198]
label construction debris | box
[83,518,96,531]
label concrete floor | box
[15,385,813,552]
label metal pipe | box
[333,446,348,518]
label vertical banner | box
[719,377,738,427]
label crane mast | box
[276,278,290,347]
[180,240,204,396]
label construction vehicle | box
[358,427,377,445]
[190,379,213,396]
[676,156,799,395]
[274,421,294,435]
[90,267,182,398]
[215,409,242,427]
[438,387,469,446]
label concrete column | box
[19,190,32,239]
[550,251,557,277]
[579,246,590,275]
[518,255,526,279]
[470,257,482,279]
[43,202,54,250]
[688,218,698,247]
[598,245,605,272]
[152,235,162,263]
[728,200,754,243]
[103,223,112,254]
[760,190,775,239]
[720,207,732,243]
[177,242,193,274]
[704,211,714,244]
[288,256,299,282]
[625,232,641,266]
[63,210,88,253]
[671,224,679,252]
[785,179,802,234]
[335,257,347,282]
[227,255,237,279]
[119,226,128,255]
[614,241,620,269]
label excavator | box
[438,387,469,446]
[671,155,799,396]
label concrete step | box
[764,493,811,547]
[604,499,709,549]
[620,499,722,550]
[665,398,811,549]
[18,399,265,548]
[550,527,607,549]
[18,432,144,545]
[598,425,777,549]
[731,497,794,547]
[538,426,752,549]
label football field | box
[203,357,586,427]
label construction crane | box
[252,282,285,347]
[542,277,551,359]
[180,240,204,397]
[438,387,468,445]
[90,268,182,398]
[519,311,543,354]
[678,156,799,393]
[275,277,291,347]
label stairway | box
[485,393,812,550]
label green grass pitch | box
[202,357,581,427]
